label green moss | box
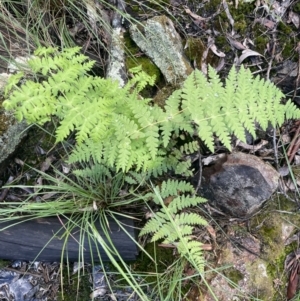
[234,19,247,33]
[58,268,91,301]
[277,21,293,35]
[0,99,12,136]
[251,199,290,262]
[249,195,300,300]
[124,32,163,85]
[223,267,244,288]
[254,35,269,54]
[0,260,10,269]
[251,22,269,52]
[204,0,225,15]
[215,35,231,53]
[277,23,294,60]
[281,41,294,59]
[184,37,221,69]
[294,2,300,12]
[133,241,174,274]
[131,5,140,12]
[233,15,248,34]
[184,38,206,69]
[212,1,253,35]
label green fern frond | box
[127,65,156,92]
[68,140,104,164]
[72,164,112,181]
[33,46,58,56]
[153,179,194,201]
[175,212,208,226]
[178,238,205,271]
[116,137,132,171]
[4,72,24,97]
[180,141,199,154]
[284,100,299,119]
[168,196,207,214]
[124,171,149,185]
[140,181,207,272]
[4,47,300,175]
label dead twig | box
[287,122,300,163]
[292,42,300,102]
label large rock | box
[0,19,33,167]
[196,152,280,217]
[0,99,28,166]
[0,59,30,167]
[129,15,193,85]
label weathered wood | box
[0,216,137,262]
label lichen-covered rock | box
[129,15,193,85]
[207,232,275,301]
[0,103,28,165]
[0,70,28,166]
[196,152,280,217]
[206,197,298,300]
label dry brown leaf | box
[184,6,206,22]
[237,49,264,64]
[222,0,235,34]
[285,250,300,299]
[210,44,226,57]
[164,195,175,206]
[227,36,247,50]
[215,57,225,72]
[254,17,276,29]
[206,224,216,240]
[287,264,299,300]
[40,155,56,172]
[288,10,300,28]
[201,244,213,250]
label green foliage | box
[180,65,300,151]
[140,180,207,272]
[3,46,299,292]
[3,46,300,176]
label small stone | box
[195,152,280,217]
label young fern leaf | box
[140,181,208,272]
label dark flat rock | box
[195,152,279,217]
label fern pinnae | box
[284,100,300,120]
[161,180,194,199]
[175,212,207,226]
[180,141,199,155]
[116,137,132,172]
[145,125,159,159]
[168,196,207,213]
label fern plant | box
[140,180,207,272]
[4,46,299,295]
[4,47,300,177]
